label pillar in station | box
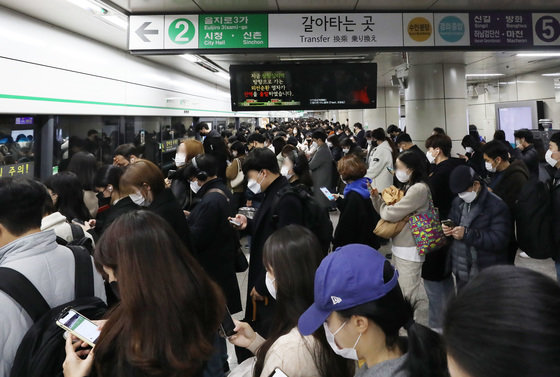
[405,64,467,152]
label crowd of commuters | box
[0,118,559,377]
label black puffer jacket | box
[448,186,511,282]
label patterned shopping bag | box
[408,194,446,256]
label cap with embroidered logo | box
[298,243,399,336]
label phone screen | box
[220,307,236,338]
[57,309,100,346]
[320,187,335,201]
[442,220,456,228]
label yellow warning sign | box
[408,17,432,42]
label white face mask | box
[546,149,558,168]
[458,190,477,203]
[130,191,150,207]
[426,150,436,164]
[247,172,264,194]
[293,129,298,135]
[280,165,293,180]
[232,150,238,157]
[323,322,361,361]
[399,148,403,153]
[312,141,318,149]
[465,147,474,154]
[174,153,186,167]
[326,141,333,148]
[265,272,277,300]
[396,169,411,183]
[342,148,350,154]
[485,161,496,173]
[190,180,202,194]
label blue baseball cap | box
[298,244,399,336]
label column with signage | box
[405,64,467,151]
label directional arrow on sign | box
[136,22,159,42]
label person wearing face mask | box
[395,133,430,175]
[354,122,367,149]
[334,155,381,249]
[298,244,448,377]
[229,226,354,377]
[370,151,431,310]
[229,148,305,363]
[481,141,528,264]
[281,145,313,190]
[168,139,205,211]
[309,129,335,208]
[327,134,343,162]
[459,135,486,178]
[340,137,363,159]
[422,135,465,332]
[120,159,193,250]
[367,128,396,193]
[90,165,139,237]
[544,132,560,280]
[445,165,511,290]
[226,141,248,213]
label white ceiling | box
[2,0,560,91]
[108,0,560,13]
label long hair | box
[67,151,98,191]
[93,211,225,377]
[254,225,354,377]
[338,261,448,377]
[44,171,91,222]
[444,266,560,377]
[397,150,428,188]
[372,128,399,161]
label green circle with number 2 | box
[169,18,195,44]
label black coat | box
[243,176,304,334]
[333,191,381,249]
[514,144,539,178]
[448,187,511,275]
[422,157,465,281]
[467,150,486,178]
[96,196,140,235]
[356,130,367,149]
[489,159,529,211]
[148,189,193,251]
[187,179,242,314]
[550,168,560,260]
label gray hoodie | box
[0,230,106,375]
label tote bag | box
[408,193,446,256]
[230,158,244,188]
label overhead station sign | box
[129,12,560,52]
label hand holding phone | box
[227,319,257,348]
[320,187,336,201]
[220,307,237,338]
[269,368,289,377]
[56,309,100,348]
[441,219,456,228]
[229,214,247,230]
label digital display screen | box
[230,63,377,111]
[15,117,33,125]
[499,107,533,143]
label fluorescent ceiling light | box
[517,53,560,57]
[181,54,199,63]
[103,15,128,29]
[542,73,560,77]
[215,71,230,80]
[279,55,367,61]
[465,73,504,77]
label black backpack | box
[514,177,555,259]
[0,246,107,377]
[272,185,333,254]
[56,223,94,255]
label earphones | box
[191,155,208,181]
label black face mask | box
[109,281,120,300]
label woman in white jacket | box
[367,128,396,192]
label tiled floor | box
[226,211,558,371]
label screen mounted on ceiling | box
[229,62,377,111]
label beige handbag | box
[374,217,410,239]
[230,158,244,188]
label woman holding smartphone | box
[63,210,225,377]
[229,225,354,377]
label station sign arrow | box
[136,22,159,42]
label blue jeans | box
[424,276,455,331]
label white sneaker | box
[519,251,530,259]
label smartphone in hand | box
[320,187,336,201]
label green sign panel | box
[198,14,268,48]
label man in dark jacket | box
[310,129,335,208]
[231,148,304,361]
[353,122,367,149]
[396,132,430,174]
[185,154,242,373]
[445,166,511,290]
[513,129,539,178]
[483,140,529,264]
[422,134,465,331]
